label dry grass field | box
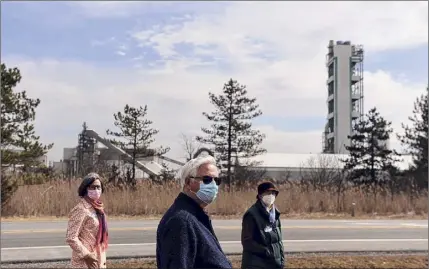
[2,178,427,219]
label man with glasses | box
[156,155,232,269]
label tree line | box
[342,92,428,195]
[1,63,428,201]
[101,79,265,188]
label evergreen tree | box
[197,79,266,188]
[1,63,53,206]
[106,104,169,184]
[397,88,428,190]
[1,63,53,167]
[342,107,399,188]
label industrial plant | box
[51,40,411,180]
[52,124,185,179]
[322,40,364,154]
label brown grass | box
[107,255,428,268]
[2,179,427,218]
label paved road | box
[1,219,427,262]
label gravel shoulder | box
[2,252,428,268]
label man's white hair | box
[176,155,219,188]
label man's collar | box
[177,192,209,218]
[178,192,202,208]
[181,190,206,208]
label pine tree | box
[1,63,53,167]
[196,79,266,188]
[397,88,428,190]
[1,63,53,206]
[342,107,400,189]
[106,104,169,184]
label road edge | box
[2,214,427,222]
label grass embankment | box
[108,254,428,268]
[2,254,427,268]
[2,179,427,219]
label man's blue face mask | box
[190,176,221,204]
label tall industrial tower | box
[322,40,364,154]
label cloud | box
[126,1,427,118]
[130,2,427,60]
[5,54,425,162]
[90,37,116,47]
[364,70,427,151]
[69,2,228,19]
[2,1,427,163]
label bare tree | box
[233,159,266,188]
[299,154,342,191]
[279,169,292,185]
[298,154,347,211]
[180,133,201,161]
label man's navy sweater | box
[156,192,232,269]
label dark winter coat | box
[241,200,285,269]
[156,192,232,269]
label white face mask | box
[262,194,276,206]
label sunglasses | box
[191,176,222,186]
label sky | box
[1,1,428,163]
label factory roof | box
[249,153,414,171]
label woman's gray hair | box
[177,155,219,188]
[78,172,103,197]
[85,172,101,180]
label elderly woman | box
[241,182,285,269]
[66,173,108,269]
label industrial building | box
[51,127,181,179]
[51,40,405,181]
[250,153,414,181]
[323,40,364,154]
[2,149,48,174]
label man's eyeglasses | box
[191,176,222,186]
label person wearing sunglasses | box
[156,155,232,269]
[66,173,108,268]
[241,181,285,269]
